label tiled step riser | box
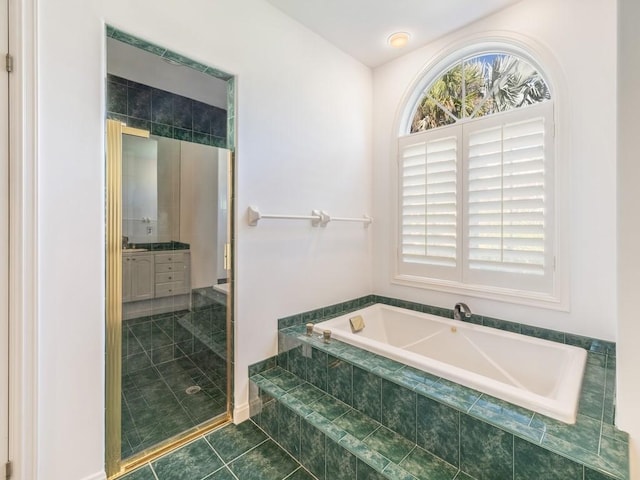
[268,341,617,480]
[251,395,376,480]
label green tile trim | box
[272,328,628,479]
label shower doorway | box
[105,28,235,479]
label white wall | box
[372,0,618,341]
[180,141,218,289]
[617,0,640,476]
[35,0,372,479]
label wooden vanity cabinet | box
[122,250,191,319]
[122,253,155,302]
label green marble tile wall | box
[106,25,236,151]
[107,74,227,148]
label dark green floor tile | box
[207,467,236,480]
[356,459,387,480]
[454,472,475,480]
[514,437,582,479]
[301,418,326,480]
[382,379,416,443]
[353,367,382,422]
[460,414,513,480]
[229,439,299,480]
[126,352,153,373]
[326,436,356,480]
[152,438,222,480]
[131,366,162,388]
[286,467,318,479]
[416,395,459,467]
[364,426,414,464]
[310,395,351,421]
[121,465,156,480]
[207,421,268,462]
[333,409,380,440]
[399,446,458,480]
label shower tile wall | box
[107,74,228,148]
[122,295,227,459]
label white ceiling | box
[266,0,523,67]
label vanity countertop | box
[124,241,190,252]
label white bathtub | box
[313,304,587,424]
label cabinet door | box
[122,256,132,303]
[130,254,155,301]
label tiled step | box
[176,310,227,360]
[254,324,629,480]
[250,366,472,480]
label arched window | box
[397,49,557,300]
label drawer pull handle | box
[168,266,172,270]
[168,276,172,280]
[168,257,172,261]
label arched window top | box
[409,52,551,133]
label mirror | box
[105,27,235,477]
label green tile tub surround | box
[277,294,616,357]
[257,327,628,480]
[251,367,627,480]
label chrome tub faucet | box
[453,302,472,321]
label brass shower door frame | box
[105,119,234,478]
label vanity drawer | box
[156,271,185,283]
[155,262,185,273]
[155,252,186,264]
[155,281,188,297]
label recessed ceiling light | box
[388,32,410,48]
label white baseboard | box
[81,471,106,480]
[233,402,250,424]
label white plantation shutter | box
[397,101,554,295]
[463,102,553,292]
[398,128,461,280]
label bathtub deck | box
[251,324,628,480]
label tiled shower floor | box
[121,421,317,480]
[122,308,227,459]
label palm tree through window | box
[411,54,550,133]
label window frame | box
[392,41,568,310]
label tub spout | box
[454,302,472,321]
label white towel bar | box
[247,206,371,228]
